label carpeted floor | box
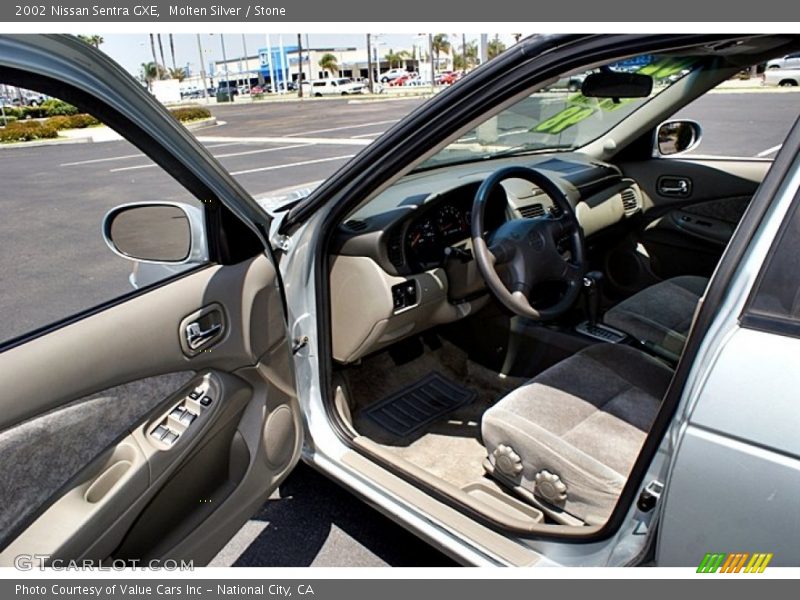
[343,339,526,490]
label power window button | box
[152,425,169,440]
[163,431,179,446]
[179,411,197,426]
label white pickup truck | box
[763,67,800,87]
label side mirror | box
[102,202,208,264]
[656,120,703,156]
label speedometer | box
[406,218,443,267]
[436,204,466,239]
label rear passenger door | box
[0,35,302,565]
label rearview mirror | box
[656,120,703,156]
[102,202,207,264]
[581,71,653,98]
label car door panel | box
[0,254,302,564]
[619,158,769,279]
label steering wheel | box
[471,166,586,320]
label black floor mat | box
[362,372,477,437]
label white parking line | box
[211,143,310,159]
[756,144,783,157]
[60,142,240,167]
[350,131,384,138]
[284,119,399,137]
[196,135,372,147]
[108,143,312,173]
[230,154,355,176]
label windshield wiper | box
[484,141,576,159]
[413,142,576,174]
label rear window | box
[743,188,800,333]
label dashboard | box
[329,153,644,363]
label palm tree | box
[488,36,507,60]
[140,62,165,90]
[168,34,177,72]
[168,67,186,82]
[431,34,451,69]
[77,34,104,48]
[384,50,411,69]
[454,40,478,70]
[157,35,167,76]
[318,53,339,77]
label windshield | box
[416,54,695,171]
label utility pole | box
[220,34,231,98]
[429,34,435,89]
[462,33,467,70]
[196,34,209,100]
[306,34,313,82]
[480,34,488,65]
[241,34,252,95]
[297,34,304,98]
[265,34,277,94]
[366,33,373,93]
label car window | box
[674,80,800,158]
[0,85,206,346]
[743,186,800,332]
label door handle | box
[185,321,222,350]
[657,176,692,197]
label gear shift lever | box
[582,271,604,325]
[575,271,626,343]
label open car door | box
[0,35,302,565]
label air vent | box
[387,231,404,269]
[343,219,368,232]
[621,188,640,215]
[518,203,545,219]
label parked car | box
[763,67,800,86]
[379,68,408,83]
[766,51,800,69]
[214,82,239,97]
[302,78,365,96]
[4,33,800,569]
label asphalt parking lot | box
[1,91,798,566]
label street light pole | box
[241,34,252,95]
[196,34,209,101]
[429,33,435,89]
[220,33,230,97]
[366,33,373,93]
[297,34,304,98]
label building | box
[202,42,452,91]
